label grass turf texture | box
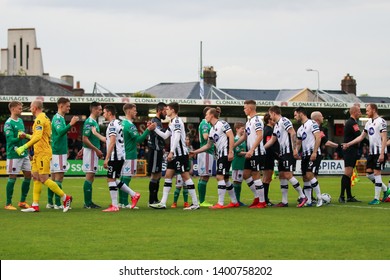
[1,176,389,260]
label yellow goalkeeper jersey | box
[25,112,52,156]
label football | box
[321,193,332,204]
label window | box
[20,37,23,67]
[26,44,29,70]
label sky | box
[1,0,390,96]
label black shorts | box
[301,154,322,176]
[244,155,265,171]
[166,155,190,173]
[264,153,277,171]
[107,160,124,179]
[278,153,296,172]
[366,154,387,171]
[343,148,359,168]
[216,156,232,176]
[147,149,164,174]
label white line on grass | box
[329,204,390,210]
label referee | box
[147,102,167,205]
[340,105,362,203]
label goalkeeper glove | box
[15,144,28,156]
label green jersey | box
[198,119,214,154]
[122,119,150,160]
[232,135,246,170]
[51,113,71,155]
[4,117,28,159]
[82,116,100,149]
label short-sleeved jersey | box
[51,113,71,155]
[168,116,188,157]
[364,117,387,155]
[344,117,361,148]
[4,117,28,159]
[26,112,52,156]
[122,118,150,160]
[106,119,125,161]
[83,116,100,149]
[273,116,294,156]
[232,135,246,170]
[148,117,165,151]
[198,119,214,154]
[297,119,321,157]
[209,120,231,158]
[245,115,265,155]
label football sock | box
[197,179,207,203]
[44,179,65,198]
[374,175,382,200]
[108,181,118,207]
[148,179,159,203]
[217,180,226,205]
[303,181,312,204]
[6,178,16,205]
[185,179,198,205]
[21,178,31,202]
[341,174,350,198]
[254,179,265,202]
[245,177,256,195]
[120,176,131,205]
[32,180,42,204]
[83,180,93,206]
[280,179,288,204]
[263,182,270,202]
[290,177,304,197]
[233,182,242,202]
[173,187,181,203]
[311,178,321,200]
[183,188,189,203]
[116,180,136,197]
[226,181,238,203]
[161,179,172,205]
[54,181,63,206]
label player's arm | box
[192,138,213,155]
[379,130,387,162]
[325,140,339,148]
[16,117,44,155]
[55,116,79,137]
[154,127,172,140]
[287,126,298,157]
[226,129,235,161]
[263,135,277,150]
[233,132,247,148]
[246,129,262,159]
[5,127,21,145]
[311,131,321,161]
[344,131,366,149]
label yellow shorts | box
[31,154,52,175]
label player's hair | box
[294,106,307,116]
[8,101,22,110]
[104,104,117,115]
[244,100,256,106]
[156,102,167,112]
[90,101,101,111]
[263,113,271,125]
[269,105,281,115]
[32,100,43,110]
[203,106,211,115]
[367,103,378,113]
[123,103,136,113]
[57,97,70,106]
[168,102,179,113]
[208,107,221,118]
[234,121,245,130]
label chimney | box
[73,80,85,96]
[203,66,217,86]
[341,73,357,94]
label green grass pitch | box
[1,175,389,260]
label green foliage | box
[1,176,389,260]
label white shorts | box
[51,154,69,173]
[82,148,99,173]
[6,157,31,174]
[232,169,244,183]
[197,152,214,176]
[121,159,137,177]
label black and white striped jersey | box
[245,115,265,156]
[209,120,231,158]
[106,119,125,161]
[168,116,188,157]
[273,116,294,156]
[364,117,387,155]
[297,119,321,157]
